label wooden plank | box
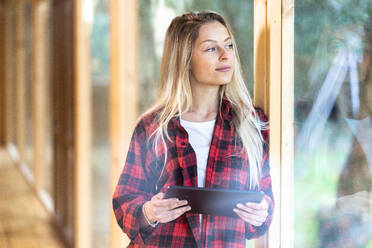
[16,0,26,163]
[109,0,138,247]
[51,1,75,246]
[280,0,294,247]
[253,0,268,113]
[253,1,269,247]
[73,0,92,247]
[32,0,48,194]
[4,1,12,146]
[267,0,283,247]
[0,4,6,145]
[5,2,17,151]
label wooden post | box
[109,0,138,247]
[32,0,48,194]
[266,0,282,247]
[253,0,294,247]
[254,0,268,114]
[73,0,92,247]
[280,0,294,247]
[0,4,5,146]
[16,0,26,163]
[254,0,294,247]
[4,1,14,148]
[253,1,270,247]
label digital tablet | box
[164,186,264,218]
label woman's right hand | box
[143,192,191,224]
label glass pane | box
[294,1,372,247]
[138,0,254,114]
[91,0,110,247]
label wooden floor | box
[0,148,65,248]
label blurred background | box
[0,0,371,247]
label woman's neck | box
[182,85,220,122]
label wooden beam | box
[267,0,282,247]
[31,0,47,194]
[254,0,294,247]
[280,0,294,247]
[73,0,92,247]
[253,0,268,114]
[0,5,6,145]
[4,1,14,147]
[109,0,138,247]
[253,1,269,247]
[16,0,26,162]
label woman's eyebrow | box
[200,37,231,45]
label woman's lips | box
[216,66,231,72]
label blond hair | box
[145,11,266,190]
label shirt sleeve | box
[245,108,275,239]
[112,121,155,245]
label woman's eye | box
[226,44,233,49]
[206,47,216,52]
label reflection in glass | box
[295,1,372,247]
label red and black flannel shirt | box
[113,99,274,247]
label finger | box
[152,198,188,210]
[233,209,265,226]
[245,199,268,210]
[238,203,268,214]
[152,192,165,200]
[157,205,191,223]
[236,204,268,218]
[235,208,267,223]
[234,209,263,226]
[152,198,179,207]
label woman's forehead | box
[196,22,230,45]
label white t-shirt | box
[180,118,216,187]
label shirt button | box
[181,142,186,146]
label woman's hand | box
[143,192,191,225]
[233,197,268,226]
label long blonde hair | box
[146,11,266,190]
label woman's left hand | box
[233,197,268,226]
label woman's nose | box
[219,47,231,61]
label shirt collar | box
[220,97,233,122]
[168,97,233,129]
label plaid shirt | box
[113,99,274,247]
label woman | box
[113,11,274,247]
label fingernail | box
[237,203,243,208]
[233,208,238,212]
[187,206,191,211]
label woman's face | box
[190,21,235,87]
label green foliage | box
[91,12,110,75]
